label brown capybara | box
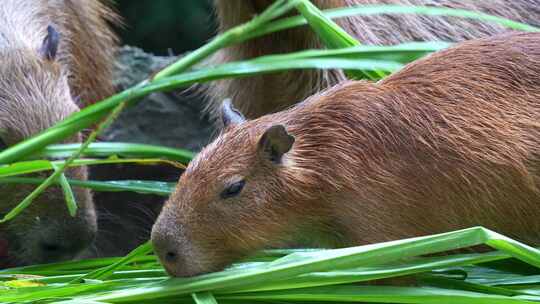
[206,0,540,120]
[152,32,540,277]
[0,0,118,268]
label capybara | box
[0,0,118,267]
[206,0,540,119]
[153,32,540,277]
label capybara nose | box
[151,222,199,277]
[152,232,183,276]
[38,240,72,262]
[35,222,96,263]
[164,249,179,264]
[39,241,64,256]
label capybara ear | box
[39,25,60,61]
[221,98,246,128]
[258,125,295,164]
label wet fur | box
[206,0,540,119]
[0,0,118,266]
[154,32,540,277]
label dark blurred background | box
[114,0,216,55]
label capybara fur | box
[153,32,540,277]
[206,0,540,119]
[0,0,118,267]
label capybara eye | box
[221,180,246,199]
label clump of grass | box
[0,1,539,303]
[2,227,540,303]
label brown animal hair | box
[0,0,118,267]
[206,0,540,119]
[152,32,540,277]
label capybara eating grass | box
[154,32,540,277]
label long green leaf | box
[249,4,540,40]
[294,0,382,80]
[52,163,78,217]
[223,252,511,293]
[192,292,219,304]
[2,228,540,303]
[0,178,175,196]
[40,142,195,164]
[89,227,540,303]
[154,0,301,78]
[0,158,182,178]
[72,241,154,282]
[0,50,408,165]
[220,285,538,303]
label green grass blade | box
[0,255,159,275]
[250,42,450,63]
[295,0,360,49]
[88,227,540,302]
[0,178,175,196]
[224,251,511,293]
[419,274,531,297]
[219,285,539,303]
[249,4,540,40]
[192,292,219,304]
[153,0,301,79]
[40,143,195,164]
[1,228,540,303]
[52,163,78,217]
[294,0,385,80]
[0,158,182,178]
[53,301,113,304]
[71,241,154,282]
[0,282,123,303]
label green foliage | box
[294,0,386,79]
[1,1,539,302]
[2,228,540,303]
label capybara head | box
[0,26,96,267]
[152,99,337,277]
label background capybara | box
[0,0,117,267]
[206,0,540,119]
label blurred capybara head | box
[0,26,96,267]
